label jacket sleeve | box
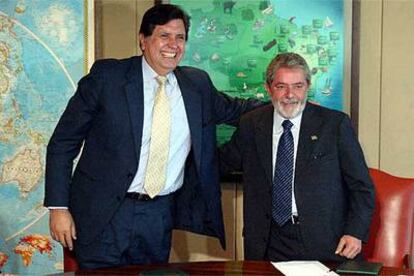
[218,129,243,175]
[218,114,254,175]
[196,70,265,126]
[338,115,375,242]
[44,61,104,207]
[213,91,265,126]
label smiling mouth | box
[162,52,176,58]
[282,100,299,105]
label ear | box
[139,33,146,51]
[264,83,272,96]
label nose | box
[285,87,294,98]
[168,37,178,48]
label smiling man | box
[220,52,375,262]
[44,4,262,269]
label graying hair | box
[265,52,311,85]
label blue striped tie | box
[272,120,294,226]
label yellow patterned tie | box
[144,75,170,198]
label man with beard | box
[219,52,375,262]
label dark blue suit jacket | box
[44,56,261,248]
[220,103,375,260]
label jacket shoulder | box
[175,65,209,80]
[241,103,273,123]
[89,56,139,76]
[176,65,206,74]
[306,102,349,121]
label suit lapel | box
[295,103,323,182]
[174,68,202,171]
[124,56,145,159]
[255,105,274,184]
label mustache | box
[280,98,300,104]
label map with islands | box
[0,0,87,274]
[173,0,346,144]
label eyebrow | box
[274,81,305,85]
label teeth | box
[162,52,176,58]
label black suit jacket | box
[220,102,375,260]
[44,56,262,248]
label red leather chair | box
[63,247,79,272]
[362,168,414,268]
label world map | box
[0,0,87,274]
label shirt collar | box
[142,56,176,85]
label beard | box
[273,98,306,119]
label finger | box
[346,248,357,259]
[345,243,360,258]
[345,241,359,258]
[50,227,56,240]
[349,246,361,259]
[349,251,358,259]
[341,243,352,257]
[58,233,68,248]
[65,233,74,251]
[50,220,59,241]
[71,223,77,240]
[50,223,58,238]
[343,247,353,258]
[335,238,346,255]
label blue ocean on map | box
[0,0,86,274]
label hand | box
[49,209,77,250]
[335,235,362,259]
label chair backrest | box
[362,168,414,268]
[63,247,79,272]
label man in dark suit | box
[44,4,261,269]
[220,52,375,261]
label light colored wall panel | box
[380,0,414,177]
[235,184,244,260]
[358,0,382,168]
[135,0,155,55]
[98,0,153,59]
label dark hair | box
[139,4,191,40]
[266,52,311,85]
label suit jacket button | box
[265,213,270,219]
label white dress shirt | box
[127,57,191,195]
[272,109,304,216]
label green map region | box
[173,0,345,144]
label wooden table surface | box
[57,260,414,275]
